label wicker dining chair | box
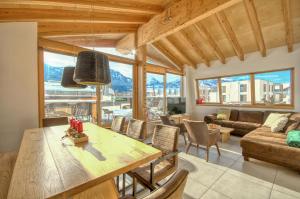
[120,169,189,199]
[183,119,221,162]
[111,116,125,133]
[160,115,187,145]
[127,124,179,196]
[42,117,69,127]
[126,119,145,141]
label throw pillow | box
[217,109,231,120]
[270,117,289,133]
[285,121,300,134]
[287,130,300,148]
[263,113,290,127]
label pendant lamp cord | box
[90,1,102,125]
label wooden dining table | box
[7,123,162,199]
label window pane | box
[254,70,291,105]
[221,75,251,104]
[166,73,181,97]
[198,79,220,103]
[101,62,133,125]
[147,73,164,120]
[44,51,96,122]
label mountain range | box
[44,64,180,92]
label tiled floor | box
[121,135,300,199]
[177,135,300,199]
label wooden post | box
[132,63,139,119]
[163,74,167,114]
[96,85,102,126]
[37,47,45,127]
[135,32,147,120]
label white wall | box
[185,44,300,120]
[0,22,38,152]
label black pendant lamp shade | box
[61,67,87,88]
[74,51,111,85]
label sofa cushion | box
[217,109,231,120]
[233,121,261,130]
[270,117,289,132]
[263,111,294,123]
[214,120,235,128]
[238,111,264,124]
[229,109,239,121]
[285,121,300,134]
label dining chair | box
[127,124,179,196]
[120,169,189,199]
[117,119,145,193]
[183,119,221,162]
[126,119,145,141]
[110,116,125,133]
[42,117,69,127]
[160,115,187,145]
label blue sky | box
[254,70,290,84]
[200,70,291,86]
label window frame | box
[220,74,252,105]
[196,78,221,105]
[195,68,294,109]
[146,71,184,121]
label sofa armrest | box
[204,114,217,124]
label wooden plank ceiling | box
[0,0,299,70]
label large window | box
[166,73,181,97]
[254,70,292,105]
[196,68,294,108]
[101,62,133,125]
[221,75,251,105]
[197,79,220,103]
[146,73,165,120]
[44,51,97,122]
[44,51,134,126]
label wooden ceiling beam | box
[52,37,118,47]
[0,8,148,24]
[282,0,293,52]
[151,43,183,71]
[178,30,210,67]
[38,22,138,37]
[244,0,266,57]
[137,0,242,46]
[39,38,135,64]
[146,54,178,71]
[194,23,226,64]
[116,33,135,54]
[162,37,197,69]
[0,0,162,15]
[216,11,244,61]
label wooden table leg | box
[221,132,230,143]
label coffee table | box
[208,125,234,143]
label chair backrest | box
[143,169,189,199]
[42,117,69,127]
[160,115,173,126]
[111,116,125,133]
[73,103,90,116]
[183,120,209,145]
[152,124,179,154]
[126,119,145,140]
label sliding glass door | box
[101,62,133,126]
[146,73,165,120]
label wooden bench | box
[0,152,17,199]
